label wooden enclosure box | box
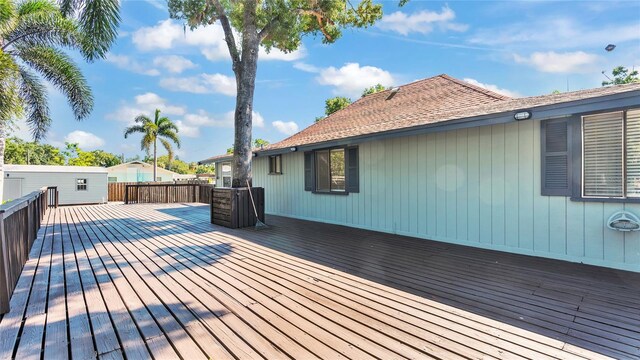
[211,187,265,229]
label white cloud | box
[64,130,105,149]
[272,121,299,136]
[378,6,468,36]
[106,54,160,76]
[107,92,186,123]
[470,18,640,49]
[183,110,264,128]
[159,73,236,96]
[316,63,395,98]
[463,78,520,98]
[175,120,200,138]
[152,55,197,74]
[133,20,306,62]
[293,62,320,73]
[259,46,306,61]
[513,51,600,73]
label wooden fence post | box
[0,213,9,314]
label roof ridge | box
[438,74,512,101]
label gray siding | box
[4,171,107,205]
[253,120,640,272]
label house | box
[107,161,196,182]
[201,74,640,272]
[3,164,108,205]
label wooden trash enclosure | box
[211,187,265,229]
[0,187,48,314]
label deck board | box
[0,203,638,360]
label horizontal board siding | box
[253,121,640,272]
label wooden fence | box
[109,181,210,201]
[0,187,48,314]
[124,183,215,204]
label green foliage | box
[90,149,121,167]
[0,0,94,141]
[4,136,64,165]
[602,66,640,86]
[144,154,214,175]
[551,90,561,94]
[362,83,387,97]
[324,96,351,117]
[59,0,120,61]
[227,138,270,154]
[168,0,384,54]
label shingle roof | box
[200,74,640,163]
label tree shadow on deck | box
[207,214,640,360]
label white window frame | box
[581,109,639,199]
[76,178,88,191]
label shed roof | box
[200,74,640,164]
[5,165,107,173]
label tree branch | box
[208,0,240,71]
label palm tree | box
[0,0,96,201]
[124,109,180,182]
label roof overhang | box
[200,88,640,162]
[255,89,640,157]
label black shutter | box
[304,151,314,191]
[346,147,359,193]
[541,119,572,196]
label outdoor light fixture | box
[290,147,297,152]
[514,110,532,121]
[605,44,616,52]
[253,153,257,157]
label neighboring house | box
[201,74,640,272]
[3,164,108,205]
[106,161,196,182]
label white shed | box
[3,165,108,205]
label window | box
[108,177,117,183]
[582,109,640,199]
[315,148,346,192]
[269,155,282,174]
[221,162,232,187]
[76,178,87,191]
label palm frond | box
[160,138,174,161]
[134,114,151,124]
[3,1,80,51]
[17,66,50,140]
[71,0,120,61]
[0,51,23,121]
[16,45,93,120]
[159,129,180,148]
[0,0,15,35]
[123,124,145,138]
[157,116,179,132]
[140,132,153,152]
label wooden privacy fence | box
[109,181,211,201]
[0,187,48,314]
[124,183,215,204]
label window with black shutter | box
[304,146,359,194]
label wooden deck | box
[0,203,638,360]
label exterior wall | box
[253,120,640,272]
[4,171,108,205]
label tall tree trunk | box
[153,138,157,182]
[0,122,5,203]
[231,1,259,188]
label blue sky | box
[11,0,640,162]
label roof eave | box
[254,88,640,157]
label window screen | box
[269,155,282,174]
[583,112,624,197]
